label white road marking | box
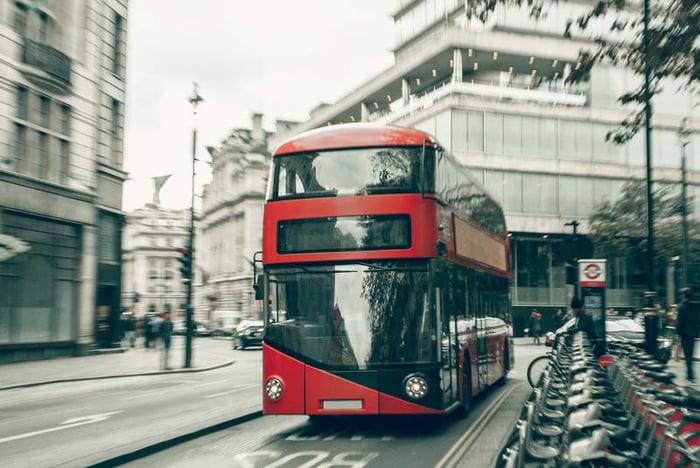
[193,379,230,388]
[0,411,123,444]
[203,383,258,398]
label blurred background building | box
[266,0,700,333]
[121,204,190,320]
[194,114,280,329]
[0,0,128,362]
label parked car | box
[194,322,212,337]
[172,320,187,335]
[232,320,264,350]
[545,316,672,362]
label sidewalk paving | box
[0,335,235,391]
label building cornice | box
[0,170,95,203]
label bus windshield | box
[264,261,436,370]
[268,147,424,200]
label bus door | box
[475,316,489,391]
[437,287,459,405]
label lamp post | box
[565,219,580,299]
[184,83,203,368]
[680,119,691,288]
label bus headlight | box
[403,374,428,400]
[265,377,283,401]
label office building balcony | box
[20,38,71,94]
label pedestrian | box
[677,287,700,384]
[569,297,598,344]
[120,312,136,348]
[143,314,155,349]
[159,311,173,370]
[528,309,542,345]
[665,304,681,361]
[150,313,164,350]
[552,309,565,332]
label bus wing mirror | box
[253,276,264,300]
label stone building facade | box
[195,114,273,326]
[0,0,128,361]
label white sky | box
[122,0,395,211]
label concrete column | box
[452,48,463,83]
[360,102,370,122]
[77,225,97,354]
[401,78,411,105]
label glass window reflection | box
[265,262,435,370]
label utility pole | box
[680,119,691,288]
[565,219,580,298]
[185,83,203,368]
[641,0,659,357]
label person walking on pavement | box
[159,311,173,370]
[552,309,565,332]
[677,287,700,384]
[120,312,136,349]
[528,309,542,345]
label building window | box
[17,86,28,120]
[13,2,28,36]
[59,140,69,184]
[14,124,26,171]
[39,95,50,128]
[111,99,122,164]
[98,213,119,263]
[112,13,124,76]
[14,85,72,182]
[37,11,48,42]
[60,104,70,134]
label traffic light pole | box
[185,83,203,369]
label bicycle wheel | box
[526,355,551,388]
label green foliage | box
[589,179,698,265]
[466,0,699,142]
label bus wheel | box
[460,364,472,416]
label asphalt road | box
[0,340,546,467]
[119,342,546,468]
[0,346,263,468]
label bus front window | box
[269,147,423,200]
[264,262,436,369]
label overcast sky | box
[123,0,395,211]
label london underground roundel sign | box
[578,259,606,288]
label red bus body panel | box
[274,124,435,156]
[263,194,438,265]
[262,344,306,414]
[263,345,444,416]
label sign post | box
[579,259,607,355]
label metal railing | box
[22,38,71,87]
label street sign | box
[579,259,606,288]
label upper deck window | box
[268,147,423,200]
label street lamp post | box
[680,120,691,288]
[565,219,580,299]
[184,83,203,369]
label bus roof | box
[273,123,436,156]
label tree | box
[589,179,700,280]
[466,0,699,142]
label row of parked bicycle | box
[497,332,700,467]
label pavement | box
[0,335,236,391]
[2,335,695,391]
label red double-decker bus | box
[259,123,513,417]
